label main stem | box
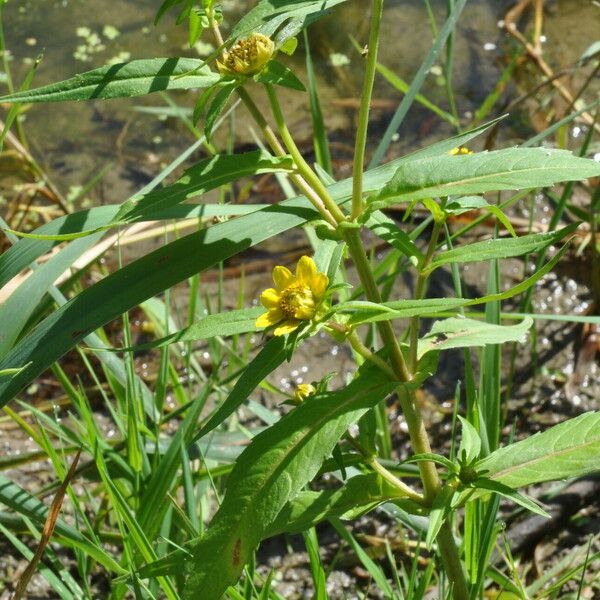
[343,228,469,600]
[207,13,469,598]
[351,0,384,219]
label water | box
[2,0,599,203]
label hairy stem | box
[346,435,425,503]
[348,330,396,379]
[351,0,384,219]
[343,227,469,599]
[265,84,346,225]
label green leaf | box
[0,58,220,103]
[255,60,306,91]
[177,364,397,599]
[426,486,455,550]
[457,416,481,463]
[266,473,418,537]
[204,83,238,141]
[232,0,349,38]
[417,316,533,359]
[424,223,578,275]
[472,478,550,519]
[479,412,600,488]
[341,298,471,326]
[0,474,125,574]
[118,151,295,222]
[372,148,600,207]
[103,307,263,353]
[445,196,516,237]
[364,210,424,263]
[405,452,456,473]
[193,336,286,440]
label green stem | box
[208,17,340,228]
[347,435,424,503]
[237,86,338,227]
[348,330,396,379]
[265,83,346,225]
[351,0,384,220]
[438,522,470,600]
[343,227,469,600]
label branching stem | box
[351,0,384,219]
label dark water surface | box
[4,0,597,204]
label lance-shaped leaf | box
[417,316,533,359]
[0,474,125,574]
[0,117,505,288]
[102,307,264,353]
[0,199,316,405]
[479,412,600,488]
[232,0,349,38]
[265,473,422,538]
[0,58,220,103]
[372,148,600,207]
[423,223,578,275]
[176,365,397,599]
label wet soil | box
[2,0,600,597]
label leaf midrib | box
[384,160,593,199]
[196,379,392,589]
[489,433,600,482]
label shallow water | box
[4,0,598,204]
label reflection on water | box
[2,0,599,203]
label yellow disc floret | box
[256,256,329,336]
[218,33,275,76]
[449,146,473,155]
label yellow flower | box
[217,33,274,76]
[292,383,316,404]
[449,146,473,155]
[256,256,329,336]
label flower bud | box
[218,33,274,76]
[292,383,317,404]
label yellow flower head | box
[449,146,473,155]
[292,383,316,404]
[217,33,275,76]
[256,256,329,336]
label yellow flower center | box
[279,283,315,319]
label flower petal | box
[274,319,299,336]
[272,266,294,291]
[295,256,317,285]
[310,273,329,300]
[260,288,280,309]
[294,306,314,320]
[256,308,283,328]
